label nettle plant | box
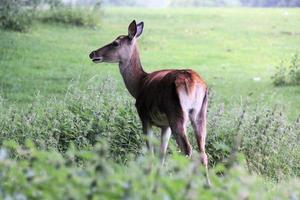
[0,79,299,181]
[272,53,300,86]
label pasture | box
[1,8,300,117]
[0,7,300,199]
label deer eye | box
[112,41,120,47]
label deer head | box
[89,20,144,64]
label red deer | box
[89,20,210,185]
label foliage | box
[239,0,300,7]
[203,95,300,181]
[0,0,39,32]
[101,0,300,7]
[0,79,299,181]
[39,6,101,27]
[0,0,101,32]
[169,0,241,7]
[0,78,142,163]
[1,140,300,199]
[102,0,138,6]
[272,54,300,86]
[44,0,63,9]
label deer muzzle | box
[89,51,103,63]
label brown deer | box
[89,20,210,184]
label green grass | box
[0,8,300,119]
[1,9,300,198]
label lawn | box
[0,8,299,118]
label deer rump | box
[135,69,207,128]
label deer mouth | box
[92,57,103,63]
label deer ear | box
[128,20,137,40]
[136,22,144,38]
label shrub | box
[0,0,38,32]
[0,78,142,163]
[272,54,300,86]
[201,98,300,181]
[44,0,63,9]
[39,6,101,27]
[0,0,101,32]
[0,141,300,199]
[0,78,299,180]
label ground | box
[0,8,299,118]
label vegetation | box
[272,54,300,86]
[169,0,300,7]
[1,8,299,118]
[0,0,101,32]
[102,0,300,7]
[39,7,101,27]
[0,0,38,32]
[0,80,300,199]
[1,141,300,199]
[0,80,299,179]
[0,8,300,199]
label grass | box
[1,140,300,199]
[0,8,300,118]
[0,8,300,198]
[0,79,299,199]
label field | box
[0,8,300,199]
[1,8,300,117]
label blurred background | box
[63,0,300,7]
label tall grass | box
[0,78,299,182]
[272,54,300,86]
[39,7,101,27]
[1,137,300,199]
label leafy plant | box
[0,78,299,181]
[1,140,300,199]
[272,54,300,86]
[0,0,38,32]
[39,6,101,27]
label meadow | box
[0,7,300,199]
[1,8,300,117]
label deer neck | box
[119,45,146,98]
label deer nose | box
[89,51,95,59]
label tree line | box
[101,0,300,7]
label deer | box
[89,20,210,185]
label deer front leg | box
[142,121,154,155]
[160,127,171,166]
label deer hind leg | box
[190,93,211,186]
[160,127,171,165]
[169,111,192,157]
[190,110,208,166]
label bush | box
[272,54,300,86]
[0,78,299,180]
[0,0,101,32]
[0,0,38,32]
[0,141,300,199]
[0,78,141,163]
[39,7,101,27]
[205,102,300,181]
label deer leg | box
[160,127,171,165]
[169,113,192,157]
[190,99,211,186]
[190,116,208,166]
[142,121,154,155]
